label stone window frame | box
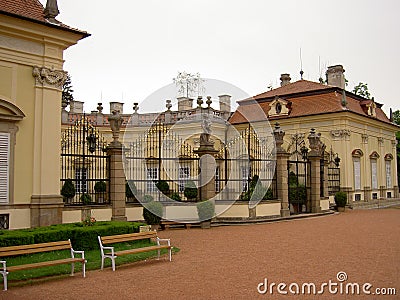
[384,153,393,188]
[369,151,380,190]
[0,98,25,205]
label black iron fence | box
[61,115,110,205]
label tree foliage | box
[352,82,371,99]
[62,74,74,104]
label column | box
[273,123,290,217]
[308,129,323,213]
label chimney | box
[110,102,124,114]
[280,74,291,86]
[326,65,345,89]
[44,0,59,22]
[218,95,231,112]
[177,97,193,111]
[69,100,84,114]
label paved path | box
[1,208,399,299]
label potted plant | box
[94,181,107,203]
[142,201,163,231]
[80,193,92,205]
[61,179,75,203]
[334,191,347,212]
[196,200,215,229]
[126,180,137,202]
[155,180,170,195]
[184,180,198,202]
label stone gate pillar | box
[107,110,127,221]
[308,129,323,213]
[273,123,290,217]
[194,115,218,201]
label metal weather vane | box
[173,71,205,98]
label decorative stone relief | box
[361,134,368,144]
[392,139,397,148]
[378,137,384,147]
[330,129,351,140]
[32,66,67,89]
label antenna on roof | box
[299,48,304,80]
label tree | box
[62,74,74,104]
[352,82,371,99]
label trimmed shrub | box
[334,191,347,207]
[143,201,163,225]
[0,222,143,250]
[142,194,154,203]
[170,192,182,202]
[155,180,170,194]
[184,180,198,201]
[289,184,307,204]
[94,181,107,193]
[196,200,215,221]
[80,193,92,205]
[126,180,137,198]
[61,179,75,199]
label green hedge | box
[0,221,144,250]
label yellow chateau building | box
[0,0,89,229]
[1,0,399,229]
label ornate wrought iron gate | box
[61,115,110,205]
[124,123,200,201]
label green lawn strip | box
[4,240,179,283]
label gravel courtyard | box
[1,208,399,300]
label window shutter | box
[353,158,361,190]
[0,133,10,203]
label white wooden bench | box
[97,231,172,271]
[0,239,86,291]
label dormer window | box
[269,96,289,117]
[275,103,282,114]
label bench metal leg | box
[111,257,116,271]
[169,248,172,262]
[101,256,104,270]
[82,260,86,277]
[71,263,75,276]
[1,272,7,291]
[157,249,160,260]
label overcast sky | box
[39,0,400,115]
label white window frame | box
[178,166,190,192]
[241,166,250,192]
[75,167,88,193]
[371,159,378,190]
[146,167,159,192]
[215,166,220,192]
[0,133,10,204]
[385,160,392,188]
[353,158,361,191]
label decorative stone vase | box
[151,224,160,231]
[337,206,345,212]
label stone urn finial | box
[308,128,325,156]
[44,0,60,21]
[273,122,285,152]
[108,110,123,146]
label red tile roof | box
[0,0,89,37]
[230,80,393,125]
[0,0,46,22]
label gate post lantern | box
[307,128,324,213]
[107,110,127,221]
[273,123,290,217]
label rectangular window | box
[241,166,250,192]
[371,159,378,189]
[0,214,9,230]
[385,160,392,188]
[146,167,159,192]
[215,166,220,192]
[75,167,87,193]
[353,158,361,191]
[178,167,190,192]
[354,194,361,201]
[0,133,10,204]
[372,192,378,200]
[387,192,392,198]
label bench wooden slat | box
[114,244,172,257]
[101,232,157,245]
[0,241,71,257]
[7,257,85,272]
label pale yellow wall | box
[256,201,281,217]
[217,203,249,218]
[2,209,31,229]
[320,199,330,211]
[92,208,112,221]
[62,210,81,224]
[164,205,198,221]
[126,206,144,221]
